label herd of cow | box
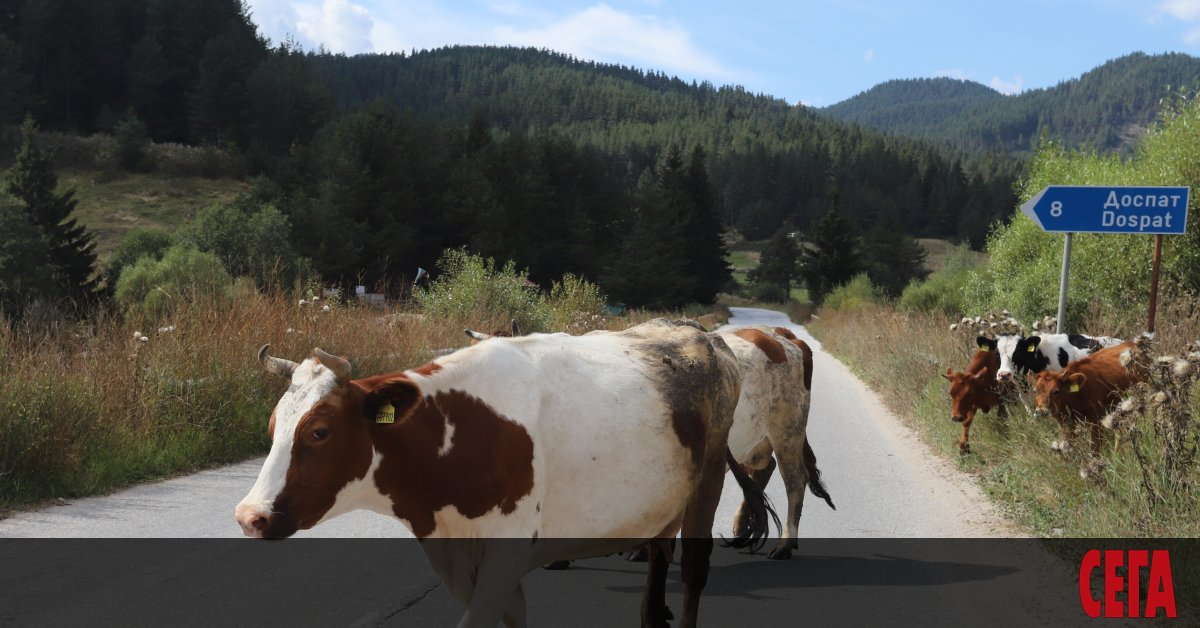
[234,319,835,627]
[943,325,1144,474]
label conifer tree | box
[863,218,928,297]
[748,226,800,297]
[4,117,100,305]
[800,196,861,305]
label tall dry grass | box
[0,289,591,509]
[0,278,716,509]
[809,297,1200,537]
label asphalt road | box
[6,308,1105,628]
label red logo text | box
[1079,549,1176,618]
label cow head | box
[235,345,421,539]
[1011,335,1055,377]
[1032,370,1086,418]
[994,334,1024,382]
[464,320,521,343]
[941,337,998,423]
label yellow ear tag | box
[980,346,989,352]
[1069,384,1080,393]
[1027,345,1037,353]
[376,403,396,424]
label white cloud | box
[494,3,733,79]
[863,48,875,62]
[1186,25,1200,44]
[1159,0,1200,21]
[933,68,970,81]
[294,0,375,54]
[990,75,1024,95]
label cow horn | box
[511,319,521,337]
[258,344,298,380]
[313,348,352,385]
[465,329,491,341]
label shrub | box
[176,202,304,288]
[822,273,882,312]
[748,281,789,303]
[547,273,606,331]
[417,249,554,332]
[115,246,233,319]
[105,228,173,290]
[899,244,979,315]
[967,92,1200,322]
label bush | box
[967,93,1200,322]
[417,249,607,334]
[547,273,607,331]
[105,228,173,290]
[899,244,979,315]
[177,202,304,288]
[748,281,789,303]
[822,274,882,312]
[115,246,233,319]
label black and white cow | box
[994,333,1121,383]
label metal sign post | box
[1020,185,1189,333]
[1055,233,1073,334]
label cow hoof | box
[625,547,649,562]
[766,546,793,560]
[640,605,673,628]
[542,560,573,570]
[959,444,971,455]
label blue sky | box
[245,0,1200,106]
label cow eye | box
[312,427,330,441]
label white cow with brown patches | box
[236,318,774,628]
[720,326,835,560]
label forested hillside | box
[822,53,1200,153]
[304,47,1019,245]
[1,1,1018,311]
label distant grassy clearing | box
[61,170,249,260]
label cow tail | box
[721,448,780,552]
[803,440,836,510]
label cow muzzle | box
[951,414,965,423]
[996,371,1013,383]
[235,503,271,538]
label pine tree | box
[800,198,861,305]
[862,218,928,297]
[0,193,54,315]
[748,226,800,298]
[680,145,731,304]
[4,117,100,305]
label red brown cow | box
[942,336,1008,454]
[1033,340,1142,464]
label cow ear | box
[362,377,422,425]
[942,368,955,381]
[511,319,521,336]
[1025,336,1041,353]
[975,336,995,352]
[1067,372,1087,389]
[969,370,988,382]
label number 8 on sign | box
[1050,201,1063,217]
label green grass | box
[61,169,249,260]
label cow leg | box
[765,439,808,560]
[676,454,725,628]
[732,455,776,539]
[640,540,672,628]
[959,411,975,454]
[455,546,529,628]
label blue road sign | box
[1020,185,1190,234]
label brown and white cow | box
[1033,340,1142,465]
[721,325,834,560]
[467,322,833,561]
[236,318,774,628]
[943,336,1009,454]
